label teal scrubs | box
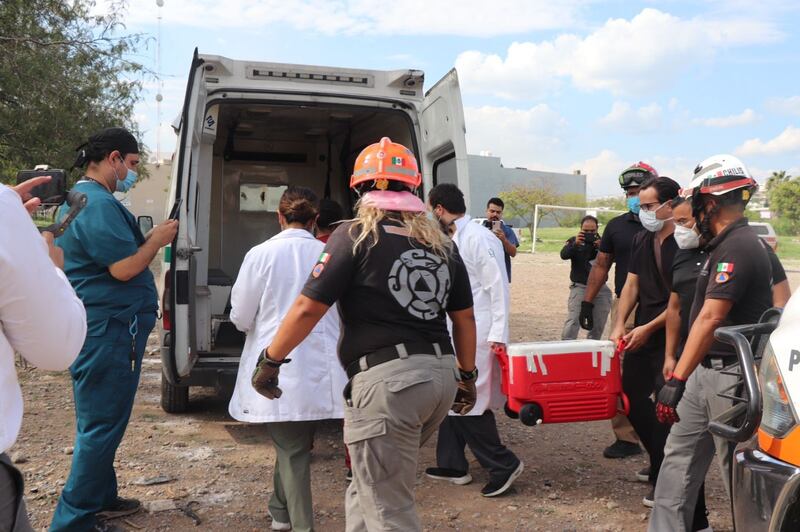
[50,180,158,532]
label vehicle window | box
[240,184,287,212]
[750,225,769,235]
[433,154,457,186]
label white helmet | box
[682,154,757,199]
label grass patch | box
[515,226,800,261]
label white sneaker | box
[269,511,291,531]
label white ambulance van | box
[710,290,800,530]
[157,49,470,412]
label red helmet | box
[350,137,421,191]
[619,162,658,189]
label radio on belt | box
[496,339,629,427]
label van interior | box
[194,101,416,357]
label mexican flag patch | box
[318,252,331,264]
[716,262,734,273]
[391,156,403,165]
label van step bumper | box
[732,440,800,531]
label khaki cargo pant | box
[343,349,458,532]
[0,452,34,532]
[648,364,738,532]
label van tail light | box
[760,344,798,438]
[162,269,172,331]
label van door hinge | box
[176,246,202,260]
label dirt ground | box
[12,253,800,531]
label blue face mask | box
[627,196,641,214]
[116,167,137,192]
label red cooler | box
[496,339,628,426]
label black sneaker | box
[643,486,655,508]
[636,466,650,482]
[481,460,524,497]
[346,468,353,482]
[96,497,141,519]
[603,440,643,459]
[425,467,473,485]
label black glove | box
[452,369,478,415]
[656,375,687,424]
[251,349,291,399]
[579,301,594,330]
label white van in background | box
[158,49,471,412]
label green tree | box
[499,185,587,236]
[0,0,147,183]
[769,178,800,234]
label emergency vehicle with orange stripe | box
[711,289,800,531]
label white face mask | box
[674,223,701,249]
[639,205,671,232]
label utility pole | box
[155,0,164,165]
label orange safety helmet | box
[350,137,421,191]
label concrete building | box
[119,160,173,224]
[464,154,587,228]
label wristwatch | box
[459,367,479,381]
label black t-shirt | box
[688,218,774,358]
[671,248,709,344]
[301,219,474,367]
[673,237,785,351]
[598,212,644,297]
[560,236,599,285]
[628,231,678,353]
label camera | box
[16,166,68,204]
[582,232,598,246]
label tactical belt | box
[701,355,738,369]
[346,342,454,379]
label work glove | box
[579,301,594,330]
[452,370,478,415]
[251,349,291,399]
[656,375,687,424]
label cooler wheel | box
[504,401,519,419]
[519,403,544,427]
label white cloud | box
[692,108,759,128]
[765,96,800,116]
[456,8,782,98]
[736,126,800,156]
[572,150,626,197]
[115,0,587,36]
[464,104,568,166]
[598,101,663,132]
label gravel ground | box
[12,252,799,531]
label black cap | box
[72,127,139,169]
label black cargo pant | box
[435,410,520,481]
[622,348,670,485]
[0,453,34,532]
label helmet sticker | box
[388,248,451,320]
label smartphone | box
[492,220,502,232]
[168,198,183,220]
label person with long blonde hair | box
[249,137,478,531]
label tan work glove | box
[251,349,290,399]
[452,370,477,415]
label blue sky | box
[116,0,800,197]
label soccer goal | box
[530,204,626,254]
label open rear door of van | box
[166,49,207,383]
[420,68,471,204]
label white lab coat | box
[450,215,509,416]
[228,228,346,423]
